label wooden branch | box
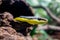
[32,5,60,24]
[38,25,60,30]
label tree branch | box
[32,5,60,24]
[38,25,60,30]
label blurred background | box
[26,0,60,24]
[25,0,60,40]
